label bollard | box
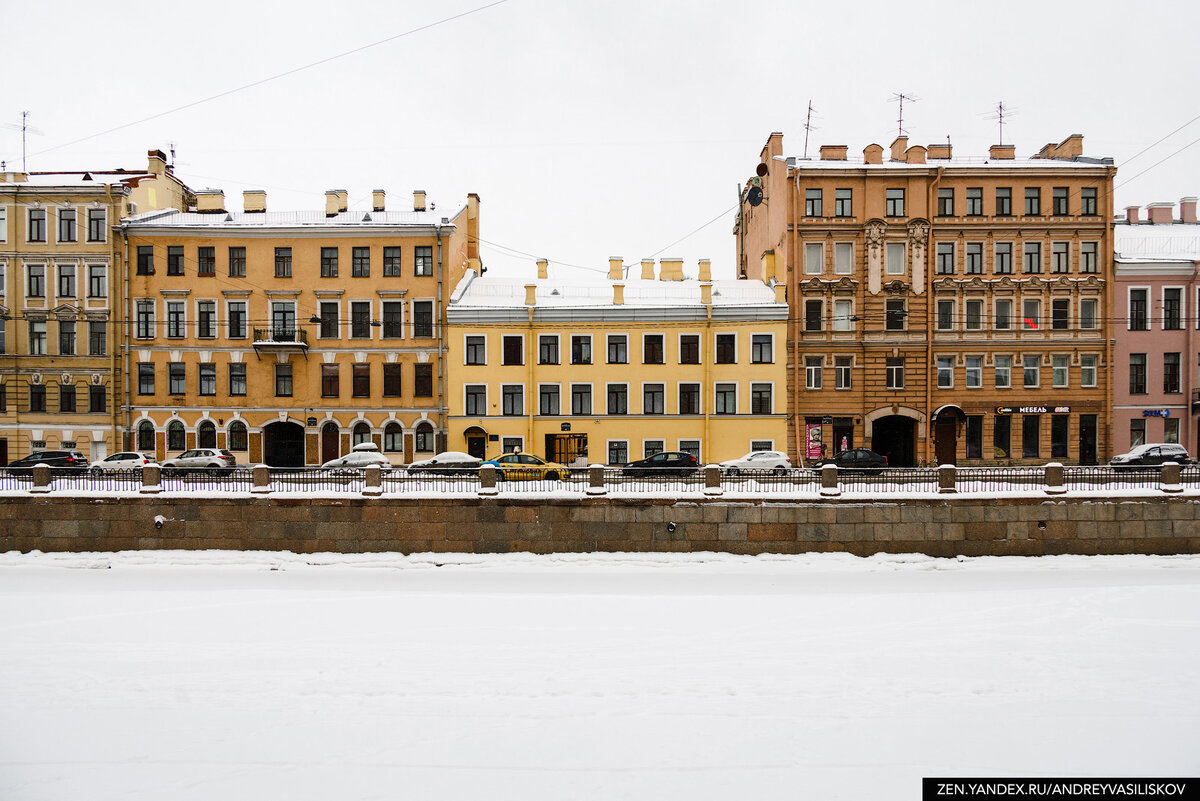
[820,463,840,497]
[30,464,51,494]
[479,464,498,496]
[140,463,163,494]
[1044,462,1065,495]
[1161,461,1183,494]
[586,464,607,496]
[704,464,722,497]
[363,464,383,497]
[252,464,271,495]
[937,463,957,494]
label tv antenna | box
[802,100,819,159]
[890,93,918,138]
[2,111,45,172]
[983,101,1018,146]
[169,142,176,169]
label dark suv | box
[7,450,90,476]
[1110,443,1190,469]
[813,448,888,471]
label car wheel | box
[772,466,786,476]
[728,467,740,477]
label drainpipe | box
[527,305,535,453]
[122,224,131,452]
[1102,166,1116,463]
[435,223,444,454]
[108,185,119,452]
[703,304,712,456]
[1189,259,1200,453]
[790,168,804,464]
[924,166,942,465]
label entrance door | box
[90,440,107,462]
[0,438,7,466]
[320,422,340,464]
[1078,414,1098,465]
[466,435,486,460]
[934,418,957,465]
[871,415,917,467]
[264,421,306,467]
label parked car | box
[718,450,791,475]
[621,451,700,478]
[812,448,888,471]
[1110,443,1191,469]
[406,451,482,475]
[321,442,393,473]
[160,448,237,476]
[7,450,90,476]
[90,452,156,474]
[481,452,570,481]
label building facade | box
[446,258,788,465]
[1113,197,1200,454]
[0,150,190,463]
[121,188,480,466]
[735,133,1115,466]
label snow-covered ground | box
[1,550,1198,800]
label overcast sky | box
[5,0,1199,279]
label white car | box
[718,450,792,475]
[406,451,482,475]
[321,442,393,472]
[90,452,156,474]
[161,448,237,475]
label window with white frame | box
[805,356,822,389]
[166,301,185,338]
[464,384,487,415]
[885,358,904,389]
[1165,417,1181,444]
[0,208,6,241]
[936,356,954,388]
[1051,242,1070,273]
[87,208,106,242]
[643,440,665,458]
[608,441,628,465]
[994,243,1013,274]
[750,383,772,414]
[804,243,823,274]
[465,335,486,365]
[936,300,954,331]
[886,242,905,274]
[606,383,627,414]
[1023,355,1040,388]
[1080,242,1098,273]
[1022,241,1041,274]
[540,384,560,415]
[965,242,983,274]
[57,263,76,298]
[570,384,592,415]
[834,242,853,274]
[832,299,852,332]
[1080,298,1097,330]
[714,383,736,414]
[965,299,983,330]
[197,301,216,338]
[88,264,106,298]
[28,209,46,242]
[834,356,851,389]
[27,263,45,297]
[995,299,1012,330]
[1081,354,1097,387]
[1022,299,1040,330]
[228,301,247,338]
[1052,355,1069,388]
[1163,288,1183,330]
[679,440,701,460]
[751,334,773,363]
[995,355,1012,388]
[966,356,982,388]
[136,300,155,339]
[501,384,523,416]
[936,242,955,274]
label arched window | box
[137,421,155,451]
[228,421,248,451]
[352,422,371,446]
[197,420,216,448]
[415,421,434,453]
[383,422,403,452]
[167,420,185,451]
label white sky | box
[5,0,1200,279]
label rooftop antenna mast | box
[890,93,918,139]
[169,141,176,170]
[2,111,44,172]
[802,100,818,159]
[983,101,1018,147]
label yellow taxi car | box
[480,452,572,481]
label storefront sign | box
[995,406,1071,415]
[1142,409,1171,418]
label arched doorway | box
[872,415,917,467]
[320,422,340,464]
[463,425,487,460]
[264,421,305,467]
[931,405,964,466]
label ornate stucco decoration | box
[907,219,930,294]
[865,219,886,295]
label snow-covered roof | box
[1,171,148,188]
[123,207,458,229]
[1114,222,1200,263]
[786,156,1110,171]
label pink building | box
[1113,197,1200,454]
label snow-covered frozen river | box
[1,550,1198,800]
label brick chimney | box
[1147,202,1174,225]
[413,190,427,212]
[889,136,909,161]
[524,284,537,306]
[608,257,623,281]
[927,143,952,159]
[700,282,712,305]
[905,145,927,164]
[641,259,655,280]
[325,190,348,217]
[1180,197,1197,224]
[612,283,624,305]
[372,190,386,212]
[1125,206,1140,224]
[698,259,711,282]
[659,258,684,281]
[243,190,266,213]
[537,259,548,279]
[147,149,168,176]
[989,145,1016,160]
[774,284,786,303]
[819,145,848,161]
[195,189,225,213]
[863,144,884,165]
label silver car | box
[160,448,237,476]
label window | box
[1024,187,1041,215]
[678,383,700,414]
[606,383,627,415]
[321,364,340,397]
[885,299,906,331]
[751,334,772,363]
[383,423,403,453]
[167,420,185,451]
[832,299,853,332]
[167,246,184,276]
[274,247,292,277]
[28,263,45,297]
[87,209,106,242]
[229,421,248,451]
[29,321,46,355]
[198,301,216,338]
[1052,186,1069,215]
[1052,355,1069,388]
[320,247,338,277]
[804,300,823,332]
[87,264,106,298]
[835,356,851,389]
[59,384,76,413]
[644,441,665,459]
[352,247,370,277]
[607,334,627,364]
[137,246,154,275]
[994,243,1013,274]
[643,334,665,364]
[1051,298,1070,330]
[937,356,954,388]
[1165,417,1181,444]
[166,301,185,338]
[275,364,293,396]
[197,247,215,276]
[886,242,905,274]
[643,383,664,414]
[715,383,736,413]
[804,242,823,274]
[414,364,433,396]
[805,188,822,216]
[168,362,186,394]
[414,246,433,277]
[414,422,434,453]
[137,421,155,450]
[412,301,433,338]
[1129,289,1148,330]
[1023,355,1040,388]
[886,358,904,389]
[57,264,75,298]
[464,384,486,415]
[541,384,561,415]
[1047,414,1068,459]
[29,384,45,412]
[466,335,486,365]
[608,441,629,465]
[834,188,852,217]
[1081,187,1097,215]
[679,334,700,364]
[966,242,983,274]
[995,299,1012,331]
[751,383,772,414]
[351,302,371,338]
[965,188,983,216]
[995,187,1012,216]
[1081,355,1097,387]
[1022,415,1040,459]
[994,415,1011,459]
[966,356,982,388]
[89,321,106,355]
[966,415,983,459]
[319,302,340,338]
[383,364,402,396]
[229,363,246,396]
[885,188,905,216]
[571,335,592,365]
[1164,352,1181,394]
[936,243,955,274]
[383,247,402,276]
[352,423,371,447]
[1164,288,1183,330]
[834,242,853,274]
[382,302,403,337]
[502,335,523,365]
[89,385,106,413]
[28,209,46,242]
[0,208,5,240]
[538,335,558,364]
[936,300,954,331]
[138,363,155,394]
[1051,242,1069,273]
[226,246,246,278]
[1130,418,1146,448]
[805,356,822,389]
[937,188,954,216]
[995,355,1012,388]
[227,301,247,339]
[1023,242,1041,274]
[570,384,592,415]
[502,385,523,415]
[58,320,75,355]
[965,299,983,331]
[1022,299,1040,330]
[199,363,216,396]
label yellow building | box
[0,150,191,463]
[121,188,480,466]
[446,257,788,465]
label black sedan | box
[7,450,90,476]
[812,448,888,471]
[620,451,699,477]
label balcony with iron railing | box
[252,327,309,355]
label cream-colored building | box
[446,257,788,465]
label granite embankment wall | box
[1,494,1199,556]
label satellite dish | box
[755,163,769,177]
[747,187,764,207]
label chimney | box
[1057,134,1084,159]
[524,284,537,306]
[372,189,386,212]
[659,258,684,281]
[325,190,348,217]
[537,259,548,279]
[1147,202,1175,225]
[641,259,655,280]
[819,145,848,161]
[1125,206,1141,224]
[608,257,623,281]
[612,283,625,305]
[863,144,884,165]
[927,143,952,159]
[774,283,787,303]
[700,283,712,305]
[889,136,909,161]
[413,190,427,212]
[147,149,168,176]
[989,144,1016,160]
[243,190,266,213]
[195,189,225,213]
[698,259,711,282]
[1181,197,1197,224]
[905,145,927,164]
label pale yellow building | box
[446,257,788,465]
